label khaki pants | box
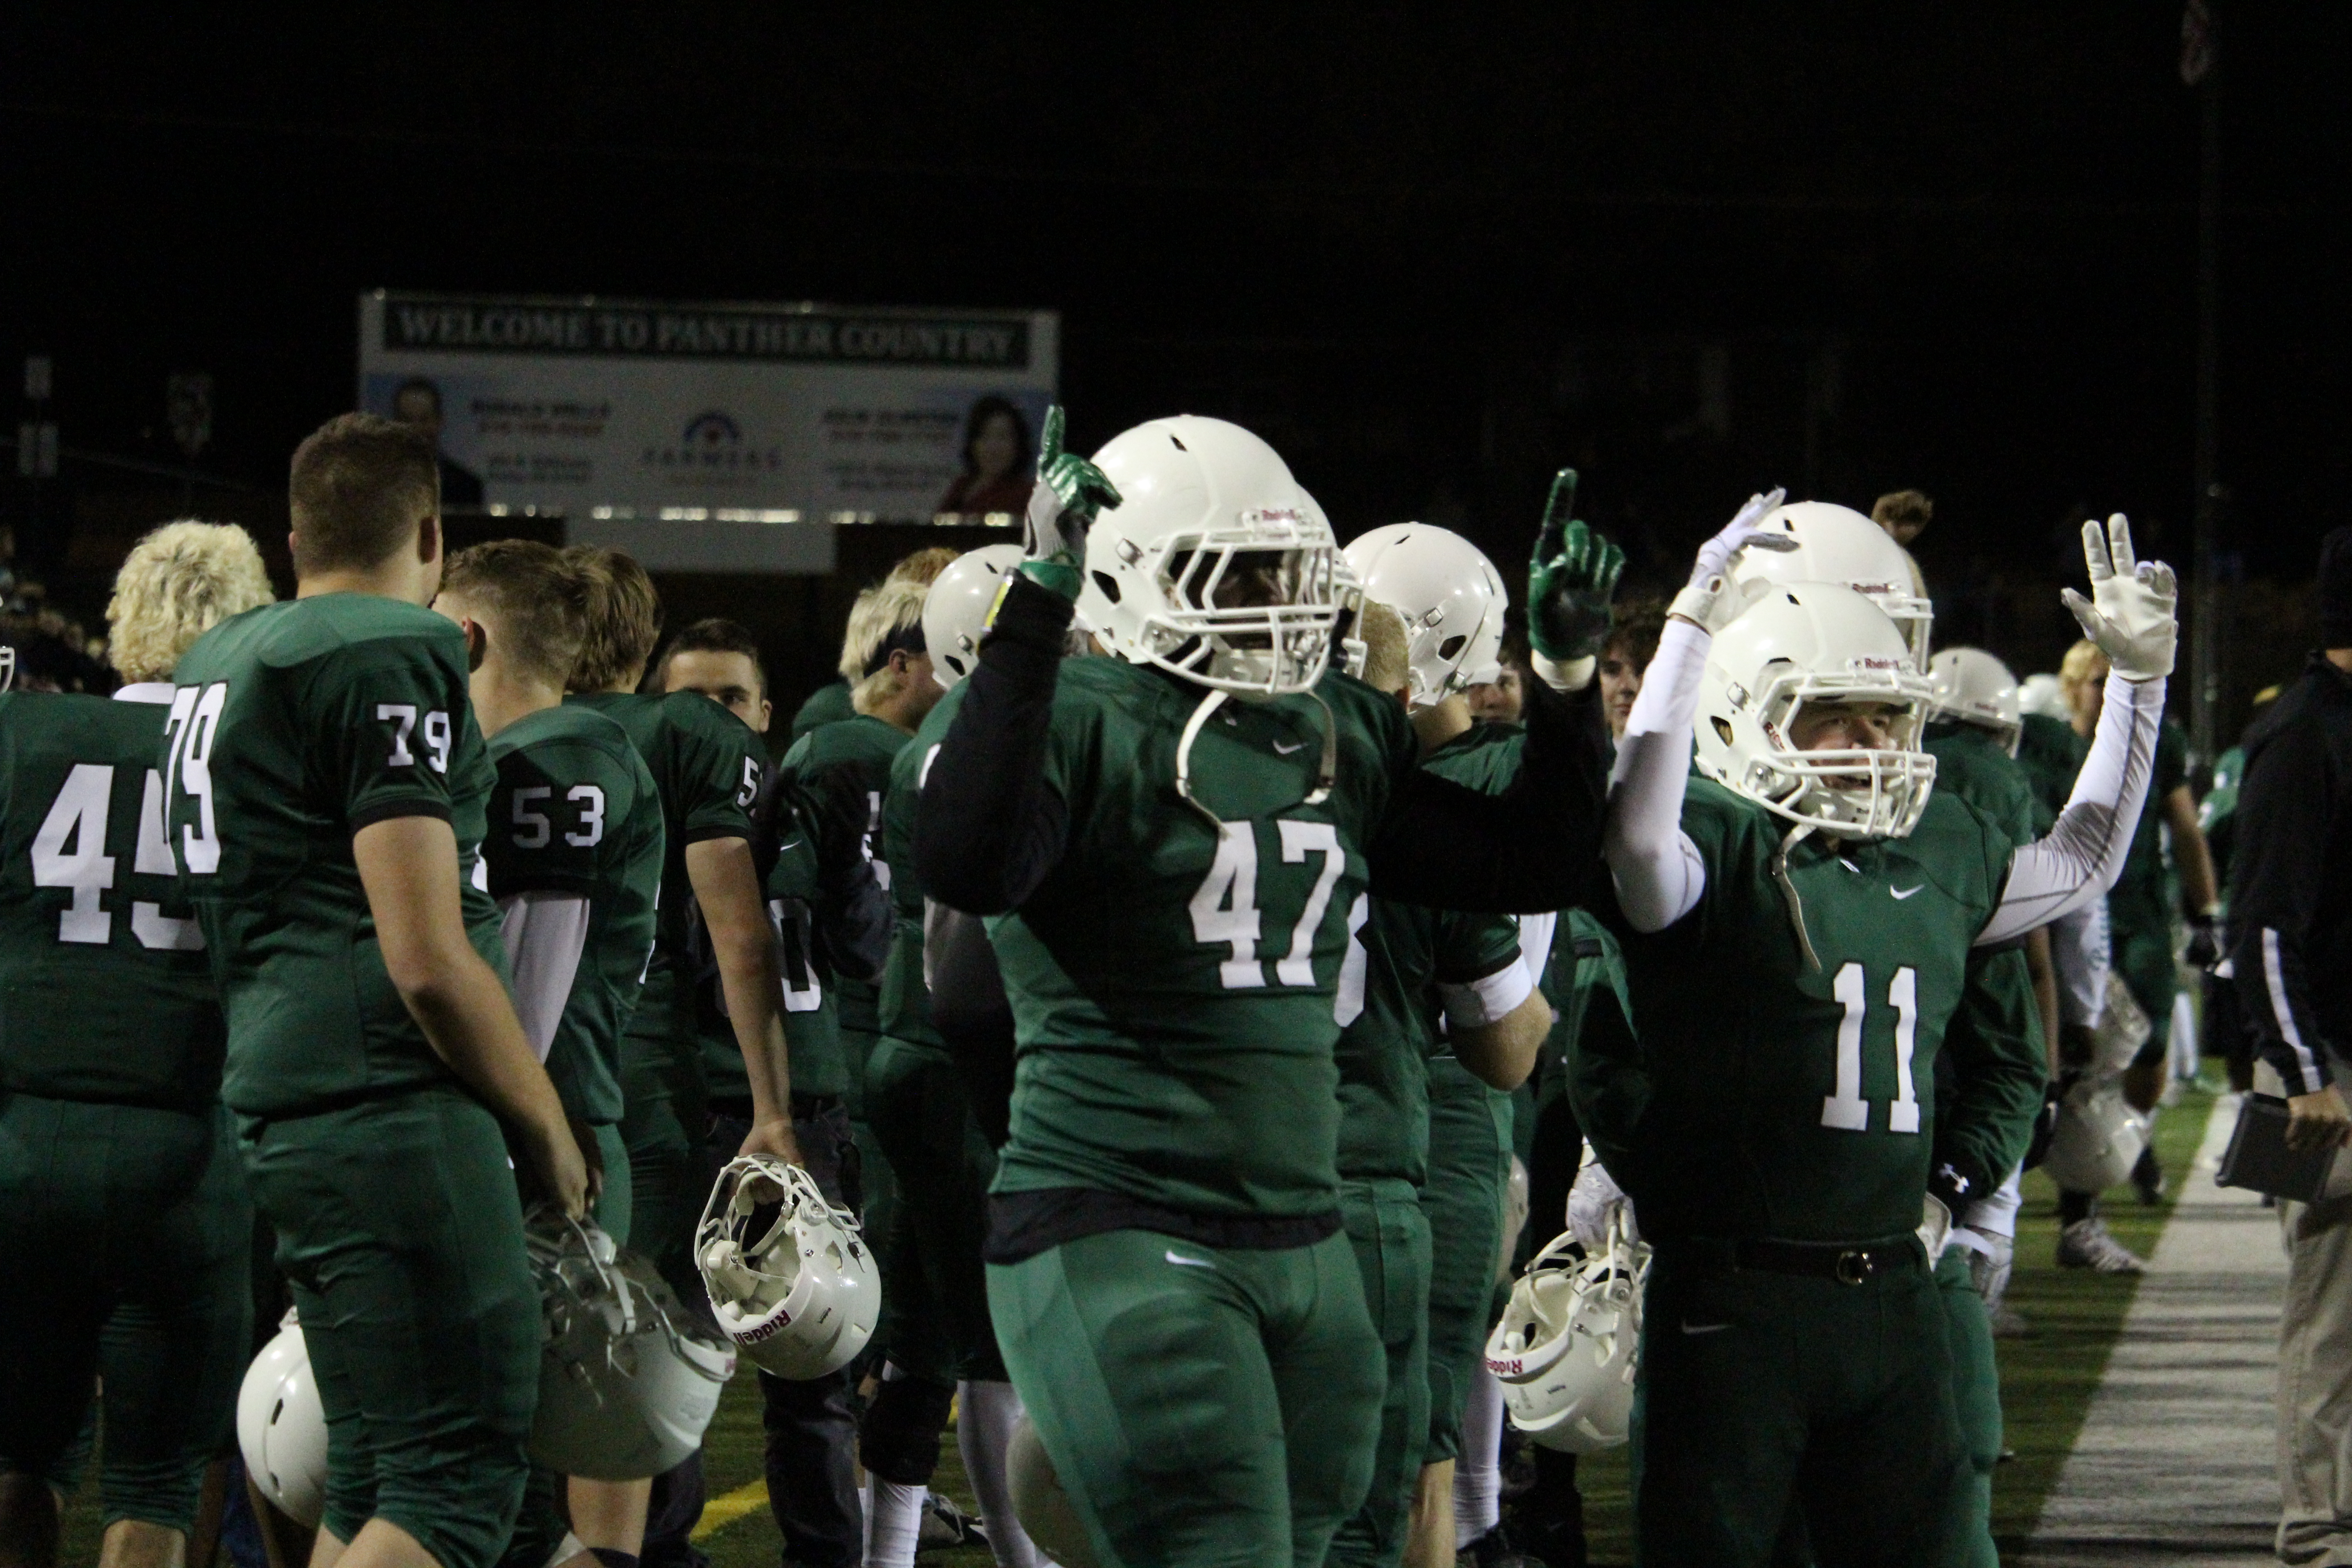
[2274,1061,2352,1564]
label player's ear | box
[462,617,487,674]
[416,511,443,567]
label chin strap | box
[1175,687,1338,828]
[1771,822,1823,973]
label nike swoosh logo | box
[1891,885,1923,900]
[1165,1251,1215,1269]
[1681,1320,1732,1335]
[1273,740,1305,754]
[774,840,803,853]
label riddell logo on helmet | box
[1488,1353,1528,1377]
[738,1310,794,1343]
[1849,656,1905,671]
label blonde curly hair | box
[107,521,275,682]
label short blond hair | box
[443,540,591,689]
[843,577,930,710]
[887,547,960,587]
[107,521,274,682]
[2059,638,2107,688]
[564,545,663,692]
[1357,600,1411,696]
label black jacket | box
[2227,653,2352,1095]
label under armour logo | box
[1937,1163,1970,1196]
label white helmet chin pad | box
[1487,1218,1650,1453]
[1342,522,1508,708]
[1076,416,1343,697]
[1695,582,1937,840]
[697,1157,877,1381]
[1721,500,1933,668]
[527,1210,736,1481]
[1927,647,2023,755]
[924,543,1025,690]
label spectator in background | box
[1462,627,1526,725]
[1874,488,1933,547]
[391,377,485,508]
[2201,683,2282,1091]
[1595,597,1667,741]
[936,397,1033,519]
[2229,526,2352,1563]
[788,547,961,740]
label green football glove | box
[1019,405,1124,601]
[1528,468,1626,664]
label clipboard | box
[2216,1094,2339,1204]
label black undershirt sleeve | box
[914,575,1074,916]
[1367,671,1611,914]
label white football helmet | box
[527,1211,736,1480]
[1341,523,1508,708]
[236,1312,327,1529]
[697,1157,878,1380]
[1721,500,1933,666]
[923,544,1024,690]
[1075,416,1344,696]
[1927,647,2023,757]
[2017,672,2068,720]
[1486,1219,1649,1454]
[1007,1416,1099,1568]
[1695,582,1937,840]
[2045,1077,2151,1195]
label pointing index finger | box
[1039,405,1066,470]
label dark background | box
[5,4,2344,739]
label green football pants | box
[1630,1244,1969,1568]
[0,1095,252,1533]
[843,1025,897,1338]
[988,1226,1385,1568]
[240,1086,541,1568]
[1938,1246,2002,1568]
[1422,1058,1513,1461]
[591,1120,632,1247]
[2113,917,2180,1069]
[1327,1180,1432,1568]
[620,1013,708,1305]
[865,1036,1003,1385]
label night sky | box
[6,5,2347,705]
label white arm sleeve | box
[1438,958,1538,1033]
[1976,672,2166,947]
[1514,911,1558,996]
[498,892,592,1064]
[1603,618,1711,933]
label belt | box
[1731,1236,1920,1285]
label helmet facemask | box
[1110,511,1343,697]
[1708,659,1936,841]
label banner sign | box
[356,290,1058,531]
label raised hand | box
[1670,486,1790,626]
[1528,468,1627,664]
[2059,514,2177,681]
[1020,405,1123,600]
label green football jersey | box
[877,686,968,1054]
[2014,712,2085,830]
[483,705,664,1127]
[701,794,850,1102]
[165,595,503,1117]
[1603,778,2015,1244]
[780,712,911,1044]
[2202,741,2246,899]
[1923,723,2040,850]
[987,661,1419,1219]
[1333,897,1524,1186]
[564,690,761,1043]
[2108,716,2189,933]
[789,679,856,742]
[0,690,223,1107]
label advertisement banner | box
[356,290,1058,549]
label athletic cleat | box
[917,1492,983,1553]
[2057,1217,2147,1274]
[2129,1147,2166,1206]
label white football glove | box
[1957,1227,2015,1308]
[2059,514,2177,681]
[1566,1156,1637,1252]
[1669,488,1793,625]
[1916,1194,1953,1264]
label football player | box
[2060,637,2217,1207]
[914,408,1614,1568]
[1593,512,2171,1564]
[0,521,272,1568]
[166,415,588,1568]
[1324,596,1549,1568]
[786,547,959,743]
[657,616,883,1568]
[434,541,663,1568]
[559,547,794,1567]
[780,570,947,1563]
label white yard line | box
[2022,1092,2285,1566]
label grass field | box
[56,1086,2215,1568]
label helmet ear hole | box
[1091,571,1121,605]
[1711,716,1735,745]
[1438,634,1466,662]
